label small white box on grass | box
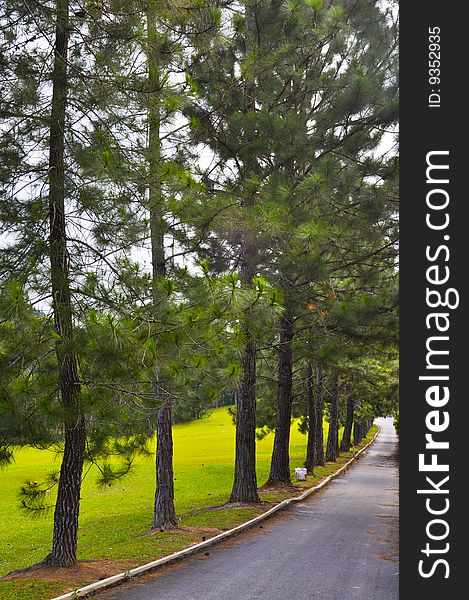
[295,467,307,481]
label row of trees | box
[0,0,398,569]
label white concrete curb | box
[49,426,380,600]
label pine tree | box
[42,0,88,565]
[144,0,178,532]
[0,0,161,565]
[185,1,281,503]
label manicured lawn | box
[0,408,376,599]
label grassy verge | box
[0,409,377,600]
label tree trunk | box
[147,2,177,529]
[326,375,340,462]
[314,363,325,466]
[353,420,364,446]
[43,0,86,567]
[45,420,86,567]
[229,2,260,504]
[268,301,294,485]
[153,400,177,529]
[305,360,316,473]
[340,395,354,452]
[230,335,259,503]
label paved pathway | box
[100,417,399,600]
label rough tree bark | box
[268,300,294,485]
[43,0,86,567]
[153,400,176,529]
[326,375,340,462]
[147,0,177,530]
[230,335,259,503]
[340,394,354,452]
[229,2,261,504]
[304,360,317,473]
[314,363,325,466]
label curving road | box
[100,417,399,600]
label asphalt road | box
[100,417,399,600]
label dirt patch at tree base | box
[1,558,135,587]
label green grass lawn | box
[0,408,376,600]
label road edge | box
[50,425,381,600]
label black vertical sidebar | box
[400,2,466,598]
